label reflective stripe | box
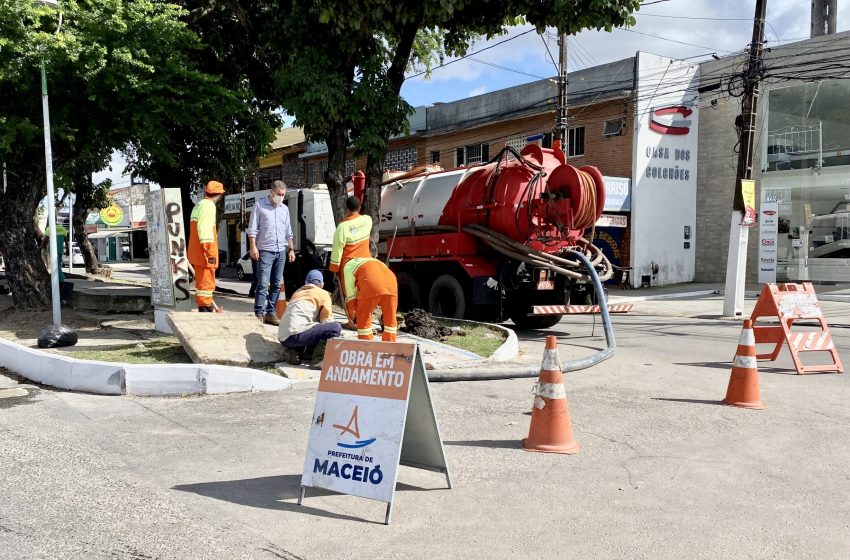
[733,355,758,369]
[384,326,398,333]
[535,382,566,400]
[541,349,561,371]
[357,328,373,335]
[738,328,755,346]
[196,290,214,296]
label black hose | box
[427,249,616,381]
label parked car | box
[63,246,85,266]
[235,253,254,281]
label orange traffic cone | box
[722,319,764,409]
[275,284,287,319]
[523,336,580,454]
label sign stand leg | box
[298,486,306,506]
[444,469,453,490]
[384,501,393,525]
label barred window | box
[385,146,417,171]
[506,135,526,152]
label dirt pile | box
[400,308,453,341]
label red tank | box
[438,144,605,252]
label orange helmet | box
[205,180,225,195]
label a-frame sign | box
[299,340,452,524]
[750,282,844,374]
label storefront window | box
[761,80,850,284]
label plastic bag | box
[37,324,79,348]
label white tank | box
[379,169,468,236]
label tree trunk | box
[0,171,51,308]
[324,127,350,226]
[363,154,384,250]
[72,191,102,274]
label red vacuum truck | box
[376,143,613,328]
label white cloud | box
[468,85,488,97]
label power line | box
[406,28,536,79]
[636,13,750,21]
[468,57,548,80]
[618,27,735,53]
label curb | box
[608,289,717,303]
[404,317,519,368]
[0,337,291,396]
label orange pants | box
[194,266,216,308]
[355,294,398,342]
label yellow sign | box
[741,180,756,226]
[100,204,124,226]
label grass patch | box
[69,339,192,365]
[440,326,505,357]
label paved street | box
[2,296,849,559]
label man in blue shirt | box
[247,180,295,325]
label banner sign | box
[741,180,757,226]
[300,340,451,524]
[602,176,631,212]
[758,201,778,284]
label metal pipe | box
[427,250,615,381]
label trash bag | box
[37,324,79,348]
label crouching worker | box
[343,258,398,342]
[278,270,341,369]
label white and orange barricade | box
[750,282,843,375]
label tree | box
[0,0,276,307]
[200,1,640,231]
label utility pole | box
[554,33,569,157]
[723,0,767,317]
[811,0,838,37]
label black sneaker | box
[282,347,301,365]
[309,340,328,369]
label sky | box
[401,0,849,107]
[93,0,847,186]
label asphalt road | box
[1,297,849,559]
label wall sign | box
[602,176,631,212]
[300,340,451,524]
[758,201,779,284]
[630,52,700,287]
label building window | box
[568,127,585,157]
[603,118,625,137]
[506,136,527,152]
[455,143,490,166]
[431,150,440,164]
[385,146,417,171]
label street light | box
[36,0,62,326]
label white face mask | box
[271,193,284,205]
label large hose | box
[427,250,616,382]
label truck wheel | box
[428,274,466,319]
[510,312,562,330]
[396,272,421,311]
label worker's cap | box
[205,180,225,195]
[305,270,324,286]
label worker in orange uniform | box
[188,181,225,312]
[343,257,398,342]
[329,195,372,322]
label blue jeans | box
[281,322,342,350]
[254,250,286,315]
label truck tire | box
[396,272,421,311]
[509,311,562,330]
[429,274,466,319]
